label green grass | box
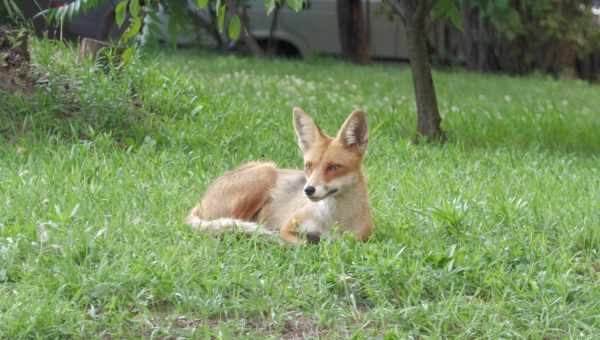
[1,40,600,338]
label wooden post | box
[78,37,111,63]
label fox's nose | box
[304,186,316,197]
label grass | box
[1,39,600,338]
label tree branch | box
[223,0,263,57]
[382,0,406,24]
[416,0,434,23]
[188,9,223,48]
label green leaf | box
[432,0,462,30]
[56,4,68,21]
[3,0,14,17]
[68,0,80,21]
[3,0,23,18]
[115,0,128,28]
[228,15,241,40]
[129,0,140,19]
[119,46,136,68]
[195,0,210,8]
[217,3,226,33]
[447,8,462,30]
[265,0,276,15]
[286,0,304,12]
[493,0,509,11]
[121,16,142,43]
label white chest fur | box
[299,198,337,235]
[316,198,337,226]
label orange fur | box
[186,108,374,244]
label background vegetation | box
[1,39,599,337]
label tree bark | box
[267,3,282,55]
[189,7,224,49]
[461,1,479,70]
[224,0,263,57]
[386,0,444,141]
[336,0,370,64]
[476,14,488,71]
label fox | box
[185,107,373,244]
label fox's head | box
[293,107,368,202]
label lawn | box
[1,40,600,338]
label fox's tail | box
[186,215,276,236]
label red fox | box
[185,107,373,244]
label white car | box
[160,0,409,59]
[245,0,408,59]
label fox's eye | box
[326,164,342,172]
[304,162,312,170]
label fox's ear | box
[293,107,323,152]
[337,110,368,154]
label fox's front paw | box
[305,232,321,244]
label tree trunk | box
[476,14,489,71]
[556,40,577,79]
[336,0,369,64]
[224,0,263,57]
[406,18,443,140]
[592,51,600,82]
[387,0,444,141]
[267,3,282,55]
[461,0,477,70]
[189,7,224,49]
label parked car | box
[18,0,123,41]
[243,0,408,59]
[164,0,409,59]
[19,0,409,60]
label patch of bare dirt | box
[136,311,329,339]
